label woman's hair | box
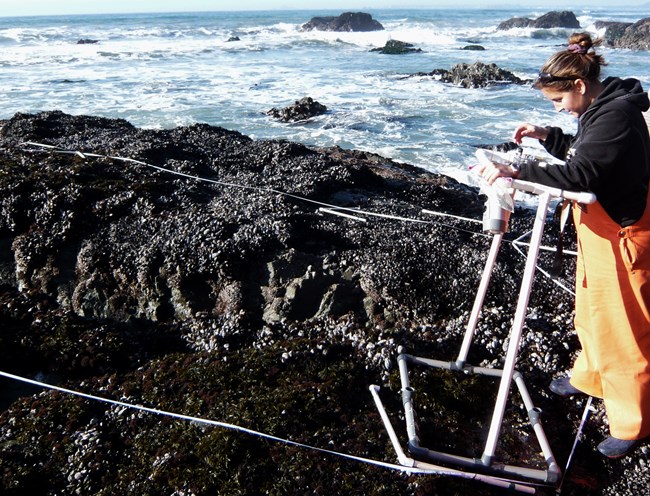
[535,32,607,90]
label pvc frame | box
[373,182,596,491]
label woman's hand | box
[513,123,549,144]
[474,161,518,185]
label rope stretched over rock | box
[19,141,476,231]
[6,143,583,493]
[18,141,577,297]
[0,369,546,492]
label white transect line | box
[0,369,544,491]
[513,230,578,257]
[18,142,579,296]
[20,142,579,252]
[8,143,572,491]
[19,142,458,229]
[512,238,576,296]
[421,208,482,224]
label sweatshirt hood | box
[592,76,650,113]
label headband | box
[568,43,587,54]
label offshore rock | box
[266,96,327,122]
[498,10,581,30]
[595,20,633,44]
[599,17,650,50]
[0,111,646,495]
[370,40,423,54]
[407,61,526,88]
[301,12,384,32]
[461,44,485,51]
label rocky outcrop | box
[497,11,650,50]
[598,17,650,50]
[1,111,484,327]
[301,12,384,32]
[595,20,632,43]
[0,111,647,495]
[266,96,327,122]
[369,40,422,54]
[406,61,526,88]
[498,10,580,30]
[461,44,485,51]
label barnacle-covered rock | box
[0,111,642,495]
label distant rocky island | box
[498,10,650,50]
[301,12,384,32]
[497,10,581,30]
[596,17,650,50]
[404,61,526,88]
[300,10,650,50]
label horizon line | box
[2,3,649,19]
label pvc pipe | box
[369,385,415,468]
[318,207,367,222]
[482,192,552,465]
[513,373,561,484]
[511,179,596,205]
[369,386,537,494]
[456,233,503,367]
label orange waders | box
[569,191,650,441]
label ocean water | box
[1,7,649,176]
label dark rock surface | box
[497,10,650,51]
[267,97,327,122]
[498,10,581,30]
[0,111,647,495]
[461,44,485,51]
[406,61,526,88]
[598,17,650,50]
[301,12,384,32]
[370,40,423,54]
[595,20,633,44]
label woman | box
[477,32,650,459]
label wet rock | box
[595,20,633,46]
[267,96,327,122]
[1,110,491,327]
[77,38,99,44]
[498,10,580,30]
[406,61,526,88]
[0,111,645,495]
[461,44,485,51]
[301,12,384,32]
[601,17,650,50]
[370,40,422,54]
[534,11,581,29]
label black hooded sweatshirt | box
[519,76,650,227]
